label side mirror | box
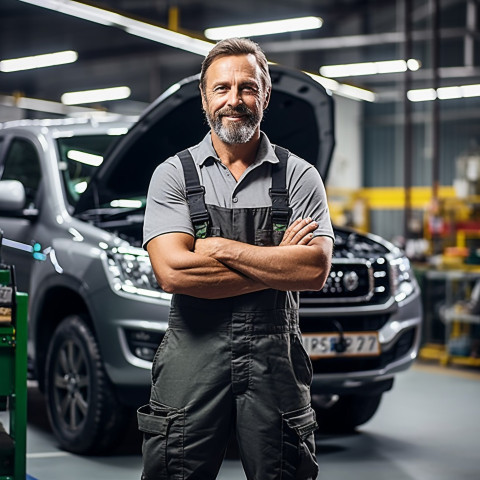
[0,180,26,211]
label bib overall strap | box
[177,149,209,239]
[270,146,291,233]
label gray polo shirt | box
[143,132,334,248]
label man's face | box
[201,54,270,145]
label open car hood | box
[75,64,334,214]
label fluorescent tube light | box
[17,2,374,103]
[0,50,78,72]
[19,0,213,56]
[337,83,376,102]
[320,59,420,78]
[107,127,129,136]
[0,94,100,115]
[306,73,376,102]
[74,181,88,194]
[61,86,131,105]
[437,86,462,100]
[406,59,421,71]
[407,88,436,102]
[462,84,480,97]
[110,199,143,208]
[67,150,103,167]
[19,0,125,26]
[407,83,480,102]
[205,16,323,40]
[124,23,212,55]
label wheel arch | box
[32,282,94,391]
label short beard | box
[204,103,262,145]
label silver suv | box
[0,65,422,453]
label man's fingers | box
[280,217,318,246]
[297,232,314,245]
[291,220,317,243]
[282,218,303,242]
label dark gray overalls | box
[138,147,319,480]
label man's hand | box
[194,236,223,259]
[279,217,318,246]
[147,232,267,299]
[192,217,332,292]
[194,217,318,257]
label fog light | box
[124,328,164,362]
[134,346,156,361]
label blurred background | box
[0,1,479,479]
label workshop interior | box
[0,1,479,479]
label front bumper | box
[303,289,422,396]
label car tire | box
[313,394,382,433]
[45,314,130,454]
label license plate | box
[302,331,380,358]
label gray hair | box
[200,38,271,94]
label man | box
[138,37,334,480]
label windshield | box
[56,134,123,206]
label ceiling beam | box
[327,66,480,85]
[262,27,479,53]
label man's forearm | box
[147,234,267,299]
[195,236,332,292]
[166,254,267,299]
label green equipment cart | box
[0,263,28,480]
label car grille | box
[310,328,416,374]
[300,314,390,334]
[300,257,391,307]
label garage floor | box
[7,362,480,480]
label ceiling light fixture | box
[306,73,376,102]
[0,50,78,72]
[61,86,131,105]
[320,59,420,78]
[107,127,129,136]
[110,199,143,208]
[407,88,436,102]
[67,149,103,166]
[204,16,323,40]
[0,93,99,115]
[17,1,374,103]
[407,83,480,102]
[18,0,213,56]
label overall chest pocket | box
[209,226,221,237]
[255,229,284,246]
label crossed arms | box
[147,218,333,300]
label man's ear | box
[199,84,207,111]
[263,87,271,110]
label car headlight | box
[390,256,415,302]
[105,245,172,300]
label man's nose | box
[226,88,242,106]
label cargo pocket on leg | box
[137,402,184,480]
[282,405,319,480]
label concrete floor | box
[7,362,480,480]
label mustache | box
[217,104,254,117]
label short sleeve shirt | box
[143,132,334,248]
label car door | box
[0,133,43,292]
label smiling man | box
[138,37,334,480]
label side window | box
[1,138,42,208]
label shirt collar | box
[195,131,279,167]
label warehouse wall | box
[363,96,480,240]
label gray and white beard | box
[205,104,262,144]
